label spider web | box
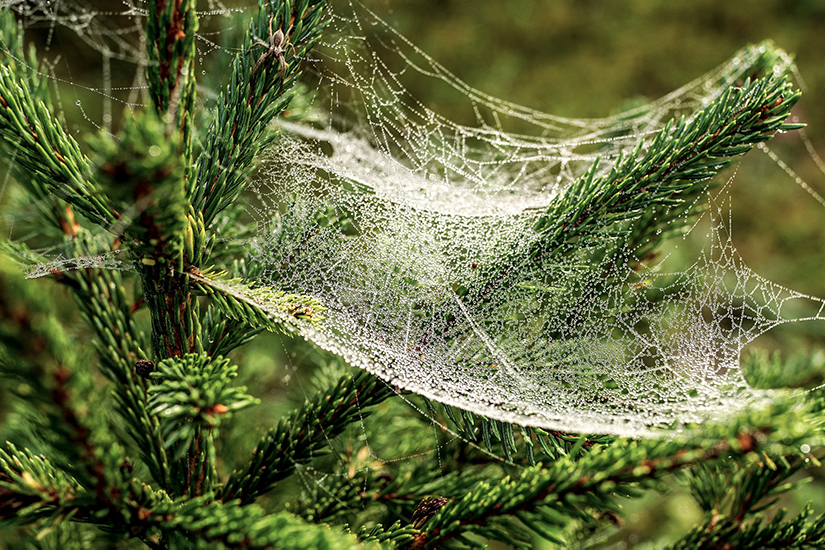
[3,0,824,440]
[228,2,825,437]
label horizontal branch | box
[220,369,395,504]
[190,268,323,333]
[418,400,823,548]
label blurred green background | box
[5,0,825,548]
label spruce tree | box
[0,1,823,548]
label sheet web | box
[230,3,825,437]
[3,0,823,443]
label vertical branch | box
[0,12,116,230]
[91,111,199,361]
[191,0,330,226]
[147,0,198,192]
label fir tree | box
[0,1,824,549]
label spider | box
[247,15,297,92]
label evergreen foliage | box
[0,1,823,548]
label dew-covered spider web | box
[217,3,825,437]
[4,0,825,438]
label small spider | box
[247,15,297,93]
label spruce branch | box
[294,466,375,525]
[146,0,198,116]
[0,10,117,231]
[432,402,613,464]
[90,107,203,360]
[71,268,172,492]
[0,264,129,504]
[535,75,800,255]
[414,401,823,548]
[146,0,198,186]
[154,497,364,549]
[468,73,800,306]
[191,268,324,334]
[148,353,258,496]
[2,236,175,494]
[0,443,325,548]
[191,0,330,226]
[90,110,189,268]
[220,369,395,504]
[200,303,263,357]
[667,456,825,549]
[351,521,419,548]
[0,10,82,236]
[0,13,166,487]
[0,443,80,527]
[605,42,799,271]
[669,503,825,549]
[199,261,265,357]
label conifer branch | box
[0,265,128,500]
[200,305,264,357]
[670,504,825,549]
[0,10,117,231]
[0,443,81,526]
[535,76,799,255]
[415,402,822,548]
[146,0,198,179]
[148,353,258,497]
[468,73,800,306]
[0,11,83,236]
[191,269,324,333]
[146,0,198,117]
[90,111,189,268]
[87,108,201,362]
[671,455,825,549]
[606,42,800,270]
[220,369,395,504]
[670,457,825,549]
[198,261,265,356]
[1,232,173,493]
[1,457,365,548]
[433,402,614,464]
[155,498,363,548]
[351,521,419,547]
[191,0,330,226]
[68,265,172,492]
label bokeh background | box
[3,0,825,547]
